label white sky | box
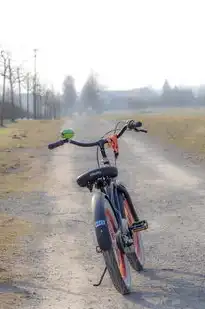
[0,0,205,92]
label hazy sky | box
[0,0,205,92]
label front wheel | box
[103,197,131,294]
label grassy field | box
[139,114,205,161]
[0,119,63,307]
[102,109,205,163]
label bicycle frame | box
[95,138,140,235]
[96,134,125,228]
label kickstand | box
[93,267,107,287]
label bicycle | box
[48,119,148,295]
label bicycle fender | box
[92,192,112,251]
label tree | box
[8,58,18,122]
[36,81,42,119]
[16,66,26,112]
[80,72,103,113]
[161,79,172,106]
[22,73,33,119]
[43,89,50,119]
[62,75,77,115]
[0,50,9,126]
[162,79,171,94]
[0,45,64,121]
[39,86,61,120]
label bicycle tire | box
[120,190,145,272]
[103,197,131,295]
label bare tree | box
[40,87,61,120]
[35,81,44,119]
[8,58,18,122]
[39,85,49,119]
[62,75,77,115]
[34,81,49,119]
[0,45,66,122]
[44,88,54,119]
[16,66,26,111]
[55,92,61,118]
[44,90,50,119]
[0,50,9,126]
[80,72,103,114]
[22,73,33,119]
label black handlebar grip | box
[134,121,142,128]
[48,140,65,150]
[127,120,142,129]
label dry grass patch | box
[137,114,205,161]
[0,293,24,309]
[0,119,63,197]
[0,214,32,283]
[0,214,32,308]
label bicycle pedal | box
[130,220,148,232]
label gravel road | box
[2,115,205,309]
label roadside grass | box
[0,213,32,283]
[0,119,64,307]
[101,111,205,162]
[0,119,63,197]
[0,294,24,309]
[0,214,33,308]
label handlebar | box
[48,119,147,150]
[48,139,66,150]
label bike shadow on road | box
[125,267,205,309]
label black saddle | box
[76,166,118,188]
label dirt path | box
[2,115,205,309]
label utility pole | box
[33,48,38,119]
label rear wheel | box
[121,192,145,272]
[103,197,131,295]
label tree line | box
[61,72,103,116]
[0,48,62,126]
[2,46,204,125]
[62,76,205,113]
[0,47,103,126]
[127,80,205,110]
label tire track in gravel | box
[14,115,205,309]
